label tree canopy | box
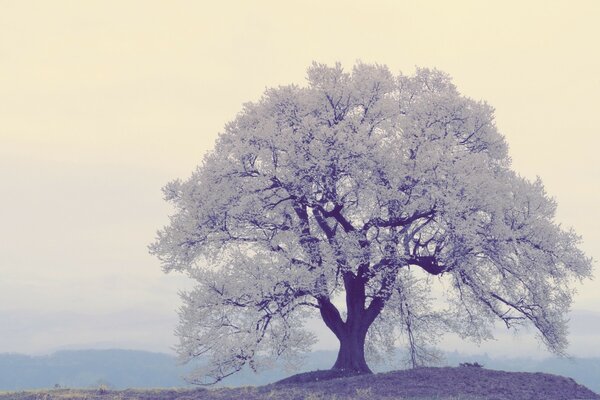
[150,62,593,384]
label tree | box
[150,62,593,384]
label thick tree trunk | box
[332,326,371,373]
[318,273,380,374]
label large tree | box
[150,62,593,384]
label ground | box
[1,367,598,400]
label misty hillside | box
[1,349,599,393]
[0,350,189,390]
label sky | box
[1,0,599,359]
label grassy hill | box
[1,366,598,400]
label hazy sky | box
[1,1,599,358]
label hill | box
[0,350,187,390]
[1,367,598,400]
[0,349,336,390]
[2,349,600,393]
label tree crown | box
[150,62,593,384]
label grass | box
[0,390,495,400]
[1,366,598,400]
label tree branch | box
[292,202,322,269]
[314,203,356,233]
[317,296,345,339]
[407,255,449,275]
[312,208,335,239]
[362,209,435,232]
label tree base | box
[331,340,372,374]
[331,365,373,374]
[274,368,367,385]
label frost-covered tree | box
[150,62,593,384]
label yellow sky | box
[1,0,599,355]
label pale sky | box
[1,0,599,358]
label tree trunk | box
[318,274,381,375]
[332,325,371,373]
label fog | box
[1,0,599,357]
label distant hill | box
[1,349,599,393]
[0,350,188,390]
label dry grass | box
[1,367,598,400]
